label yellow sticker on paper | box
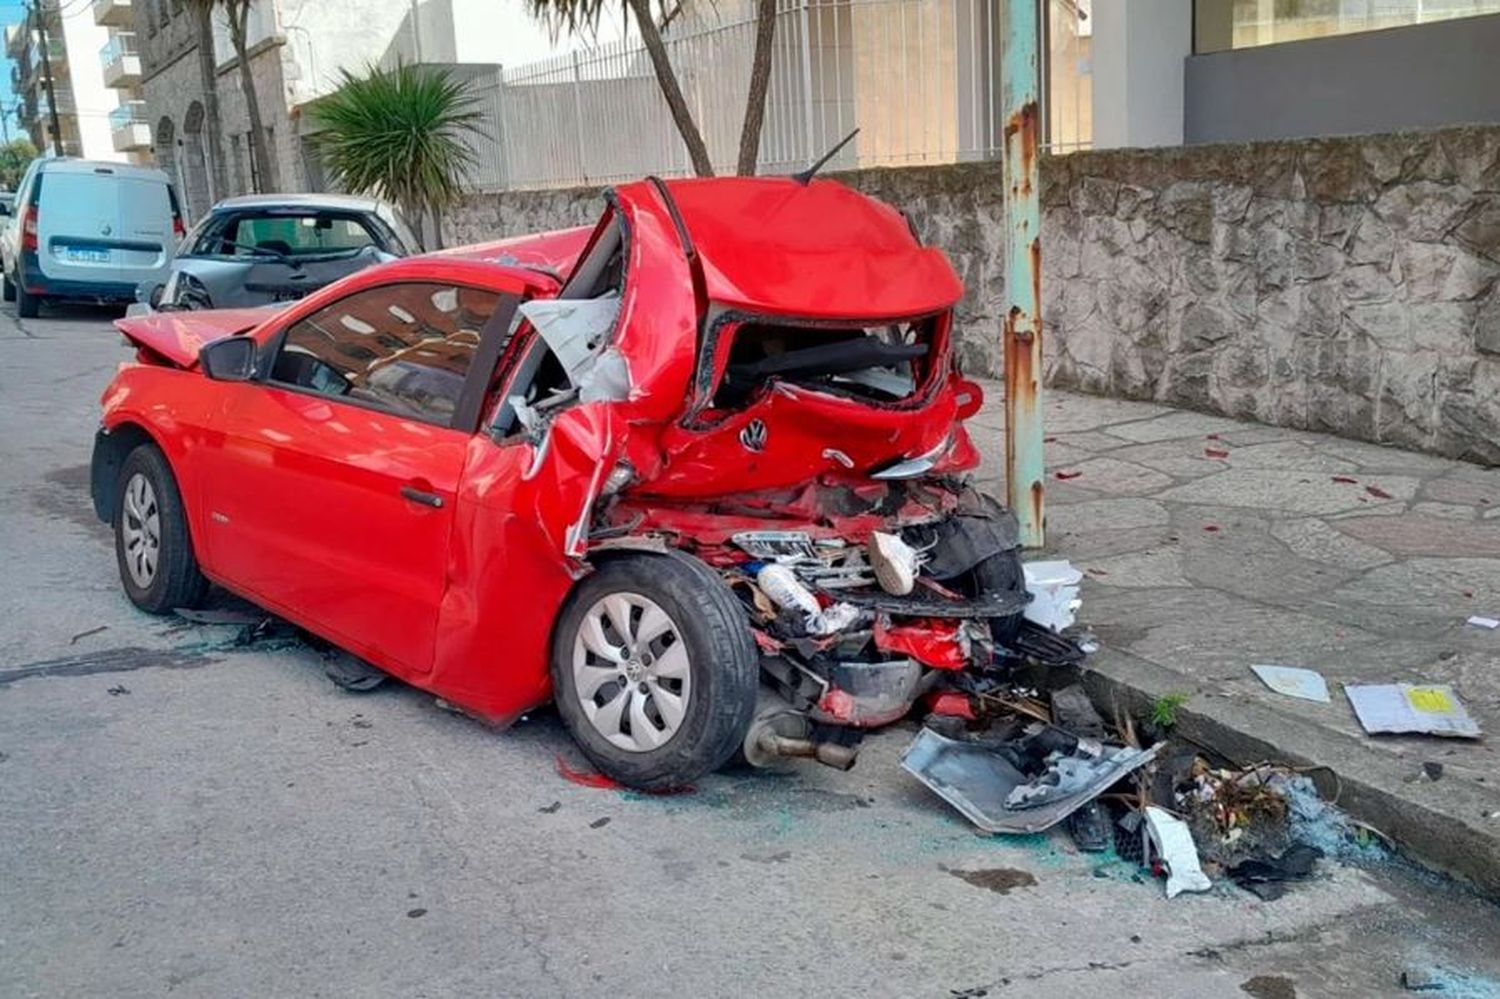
[1406,687,1453,714]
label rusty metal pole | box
[1002,0,1044,548]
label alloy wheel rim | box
[121,472,161,589]
[572,592,691,753]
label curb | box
[1078,645,1500,898]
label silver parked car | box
[142,193,418,312]
[2,159,182,318]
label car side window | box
[269,282,501,427]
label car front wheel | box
[551,554,759,791]
[114,444,209,614]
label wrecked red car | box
[92,176,1068,789]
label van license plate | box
[65,247,110,264]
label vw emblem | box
[739,418,768,453]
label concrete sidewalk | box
[968,382,1500,893]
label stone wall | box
[447,125,1500,463]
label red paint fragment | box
[1203,524,1221,533]
[1205,448,1230,459]
[556,755,624,791]
[1365,485,1393,500]
[817,688,856,723]
[925,691,977,720]
[1464,590,1475,599]
[1055,470,1082,480]
[1087,567,1109,576]
[875,616,969,670]
[751,629,784,654]
[1332,476,1358,485]
[1044,436,1057,443]
[1206,433,1221,440]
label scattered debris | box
[1143,806,1212,899]
[1205,448,1230,459]
[1365,485,1393,500]
[1065,800,1112,852]
[406,908,427,919]
[1021,561,1082,633]
[1423,761,1445,781]
[589,817,612,829]
[1465,615,1500,630]
[1250,664,1331,703]
[538,801,562,814]
[1331,476,1359,485]
[869,531,920,596]
[173,607,264,626]
[1400,968,1444,992]
[1346,684,1481,739]
[1203,524,1221,533]
[69,625,108,645]
[1226,843,1322,901]
[106,684,130,696]
[1050,684,1107,740]
[323,653,388,692]
[901,722,1161,835]
[1240,975,1298,999]
[1055,470,1082,480]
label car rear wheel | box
[2,272,14,302]
[551,554,759,791]
[16,283,40,318]
[114,444,209,614]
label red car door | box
[196,279,513,676]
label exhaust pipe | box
[743,690,860,771]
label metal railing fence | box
[472,0,1038,192]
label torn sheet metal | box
[1346,684,1481,739]
[874,616,969,671]
[1144,806,1213,899]
[900,727,1161,834]
[1250,664,1331,703]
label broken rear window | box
[711,315,941,410]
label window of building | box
[1195,0,1500,52]
[270,283,501,426]
[1047,0,1092,152]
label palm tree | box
[310,63,485,250]
[525,0,779,177]
[187,0,276,192]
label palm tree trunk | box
[736,0,778,176]
[191,2,229,201]
[625,0,713,177]
[229,0,278,191]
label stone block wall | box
[447,125,1500,463]
[1044,126,1500,463]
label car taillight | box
[21,205,38,252]
[172,215,185,240]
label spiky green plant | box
[310,63,485,249]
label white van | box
[1,159,182,318]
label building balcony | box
[110,102,152,152]
[101,33,140,88]
[93,0,134,29]
[29,36,65,72]
[5,24,28,60]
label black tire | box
[2,272,14,302]
[16,283,39,318]
[114,444,209,614]
[551,553,759,791]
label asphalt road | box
[3,304,1499,998]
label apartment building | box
[128,0,538,220]
[6,0,129,162]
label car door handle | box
[400,485,444,509]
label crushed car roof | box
[638,176,965,320]
[210,193,391,214]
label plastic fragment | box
[1143,806,1212,899]
[1250,664,1331,703]
[1022,560,1082,633]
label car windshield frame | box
[188,208,389,264]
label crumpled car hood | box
[114,307,272,368]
